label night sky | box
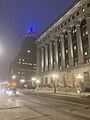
[0,0,74,80]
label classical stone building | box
[36,0,90,91]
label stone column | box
[76,22,84,64]
[86,14,90,58]
[54,39,59,69]
[49,42,53,71]
[67,29,74,67]
[45,45,48,72]
[41,47,44,72]
[60,34,65,68]
[36,47,41,74]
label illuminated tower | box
[9,29,37,87]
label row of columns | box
[36,16,90,74]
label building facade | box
[9,32,36,87]
[36,0,90,91]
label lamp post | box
[31,77,36,85]
[77,74,83,93]
[52,74,57,93]
[36,80,40,90]
[31,77,36,91]
[20,79,25,89]
[11,75,16,87]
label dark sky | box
[0,0,74,80]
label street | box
[0,91,90,120]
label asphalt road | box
[0,92,90,120]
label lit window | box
[22,62,27,64]
[74,46,76,50]
[19,62,21,64]
[82,8,85,12]
[19,59,21,61]
[59,53,61,56]
[67,65,69,68]
[85,52,87,55]
[73,30,75,33]
[54,62,55,65]
[86,31,88,35]
[65,35,67,38]
[27,50,31,53]
[75,29,77,32]
[59,39,61,42]
[23,59,24,61]
[66,50,68,53]
[18,72,20,74]
[60,66,62,69]
[34,64,36,66]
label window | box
[72,15,74,19]
[82,8,85,12]
[65,22,66,25]
[68,19,70,22]
[85,52,87,55]
[77,11,79,16]
[61,24,63,28]
[74,46,76,50]
[87,3,90,8]
[66,50,68,53]
[27,50,31,53]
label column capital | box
[45,45,48,48]
[76,20,81,27]
[60,34,64,38]
[41,47,44,51]
[67,28,72,33]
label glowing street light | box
[77,74,83,93]
[77,74,82,79]
[31,77,36,81]
[36,80,40,89]
[20,79,25,83]
[12,75,16,79]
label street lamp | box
[20,79,25,83]
[12,75,16,79]
[77,74,83,93]
[52,74,57,93]
[20,79,26,89]
[31,77,36,91]
[36,80,40,90]
[31,77,36,84]
[10,75,16,87]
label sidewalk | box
[19,87,90,98]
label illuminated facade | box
[36,0,90,91]
[9,32,36,87]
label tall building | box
[36,0,90,91]
[9,32,36,87]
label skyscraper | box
[9,32,36,87]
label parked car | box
[6,87,18,95]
